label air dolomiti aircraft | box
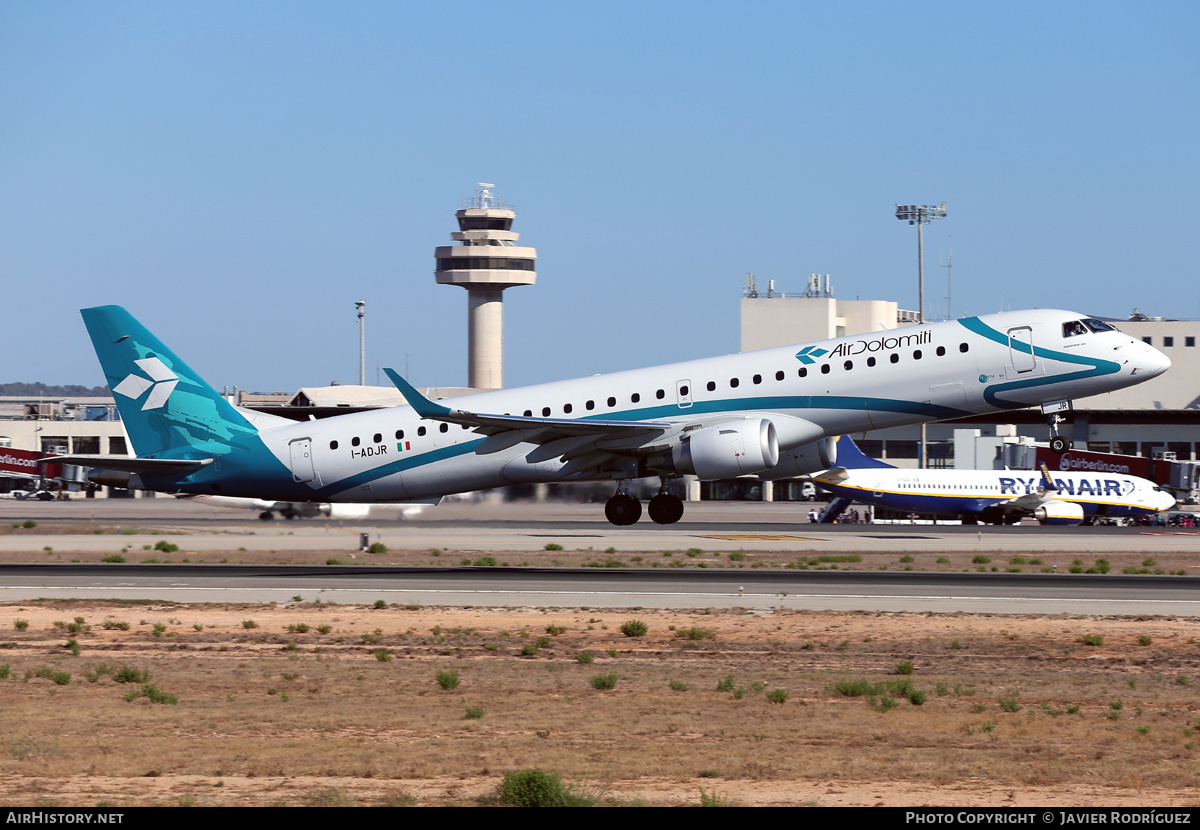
[52,306,1168,526]
[814,437,1175,525]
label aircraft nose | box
[1137,341,1171,378]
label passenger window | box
[631,393,640,403]
[936,346,946,356]
[330,440,339,450]
[679,385,689,397]
[867,357,876,367]
[959,343,969,353]
[706,381,716,392]
[656,389,665,399]
[775,371,784,381]
[607,397,616,407]
[890,353,899,364]
[821,364,830,375]
[730,378,739,388]
[586,400,595,410]
[395,430,404,440]
[541,407,551,417]
[752,374,762,384]
[439,423,448,433]
[798,368,808,378]
[373,433,382,443]
[417,426,426,436]
[563,403,573,413]
[844,360,853,370]
[352,437,361,447]
[523,410,532,417]
[913,350,922,359]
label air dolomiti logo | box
[827,329,932,358]
[794,346,828,365]
[113,357,179,410]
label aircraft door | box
[1007,326,1037,374]
[676,379,693,409]
[289,438,316,483]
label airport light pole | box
[895,202,947,469]
[894,202,947,323]
[355,301,366,386]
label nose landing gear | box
[1041,400,1072,454]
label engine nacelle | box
[1033,501,1086,526]
[671,418,779,480]
[757,437,838,480]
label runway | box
[2,498,1198,614]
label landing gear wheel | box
[1050,436,1069,454]
[605,494,642,526]
[258,512,274,521]
[648,493,685,524]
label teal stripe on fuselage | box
[958,317,1122,409]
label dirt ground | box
[3,599,1200,806]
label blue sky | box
[1,1,1196,393]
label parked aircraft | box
[814,436,1176,525]
[49,306,1168,526]
[177,494,433,521]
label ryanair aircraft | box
[51,306,1169,526]
[814,437,1176,525]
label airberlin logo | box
[827,329,932,358]
[113,357,179,411]
[794,346,828,365]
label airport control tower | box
[434,183,537,389]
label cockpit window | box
[1063,320,1088,338]
[1082,318,1116,333]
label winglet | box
[1038,462,1058,492]
[383,368,452,418]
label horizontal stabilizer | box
[41,455,212,474]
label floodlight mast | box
[895,203,947,470]
[894,202,947,323]
[355,301,366,386]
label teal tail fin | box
[81,306,257,457]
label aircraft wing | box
[384,368,684,475]
[39,456,213,474]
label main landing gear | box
[604,481,685,526]
[1041,400,1072,454]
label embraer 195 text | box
[52,307,1169,526]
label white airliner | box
[177,494,433,521]
[814,437,1176,525]
[50,306,1168,526]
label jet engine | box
[671,418,779,480]
[1033,501,1086,526]
[757,436,838,480]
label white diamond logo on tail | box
[114,357,179,410]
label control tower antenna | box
[434,183,537,389]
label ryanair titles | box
[828,329,932,358]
